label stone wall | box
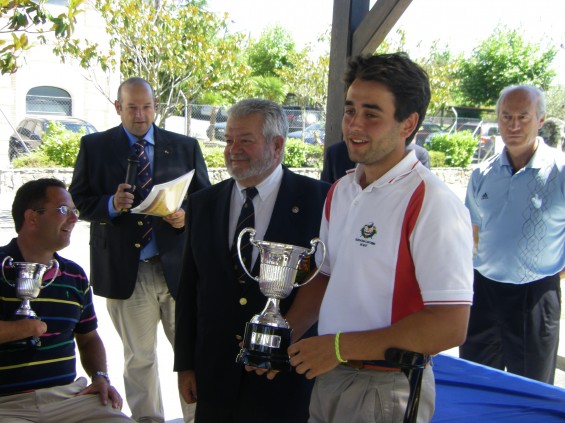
[0,167,471,197]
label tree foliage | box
[418,43,460,116]
[248,26,296,77]
[456,26,557,108]
[277,30,330,110]
[545,84,565,121]
[0,0,85,74]
[54,0,250,124]
[377,30,459,116]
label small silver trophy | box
[1,256,59,347]
[235,227,326,371]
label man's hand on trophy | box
[288,334,339,379]
[113,183,135,211]
[0,319,46,344]
[23,319,47,338]
[178,370,197,403]
[244,364,280,380]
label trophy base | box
[236,322,292,372]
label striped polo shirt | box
[0,238,97,395]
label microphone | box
[124,153,139,193]
[122,153,139,212]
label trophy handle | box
[294,238,326,288]
[1,256,15,287]
[41,259,59,289]
[236,227,260,282]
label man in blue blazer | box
[174,98,330,422]
[69,77,210,422]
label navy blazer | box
[69,124,211,299]
[174,167,330,422]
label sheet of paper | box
[130,169,195,217]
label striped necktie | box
[134,139,153,247]
[232,187,258,283]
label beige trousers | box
[309,364,435,423]
[0,377,133,423]
[106,262,195,423]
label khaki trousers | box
[309,364,435,423]
[107,261,195,422]
[0,377,133,423]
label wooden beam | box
[353,0,413,56]
[325,0,369,150]
[324,0,413,151]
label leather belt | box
[343,360,402,372]
[141,255,160,264]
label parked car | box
[210,121,227,142]
[283,106,322,132]
[9,116,97,161]
[414,122,444,146]
[287,122,325,144]
[473,122,500,162]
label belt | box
[141,255,160,264]
[343,360,402,372]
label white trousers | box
[106,261,195,423]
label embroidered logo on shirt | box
[481,192,488,200]
[360,222,377,239]
[531,194,542,209]
[355,222,377,247]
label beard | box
[227,147,275,182]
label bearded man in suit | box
[174,98,330,423]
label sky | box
[207,0,565,84]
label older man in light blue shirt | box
[460,84,565,384]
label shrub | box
[40,122,83,167]
[284,138,324,168]
[428,150,447,168]
[201,145,226,167]
[426,132,476,168]
[12,151,58,168]
[12,122,82,168]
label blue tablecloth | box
[432,354,565,422]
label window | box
[26,86,72,116]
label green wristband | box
[335,331,348,363]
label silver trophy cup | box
[235,227,326,371]
[1,256,59,347]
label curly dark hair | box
[344,53,431,143]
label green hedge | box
[426,131,476,168]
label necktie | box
[134,139,153,248]
[232,187,258,283]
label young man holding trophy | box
[174,98,330,422]
[0,178,132,422]
[282,53,474,422]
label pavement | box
[0,188,563,422]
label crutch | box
[385,348,431,423]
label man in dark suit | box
[321,138,431,183]
[174,98,330,423]
[69,77,210,422]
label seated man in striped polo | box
[0,178,132,423]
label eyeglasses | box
[34,205,80,218]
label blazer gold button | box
[235,335,243,341]
[134,243,141,248]
[239,297,247,305]
[137,221,143,226]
